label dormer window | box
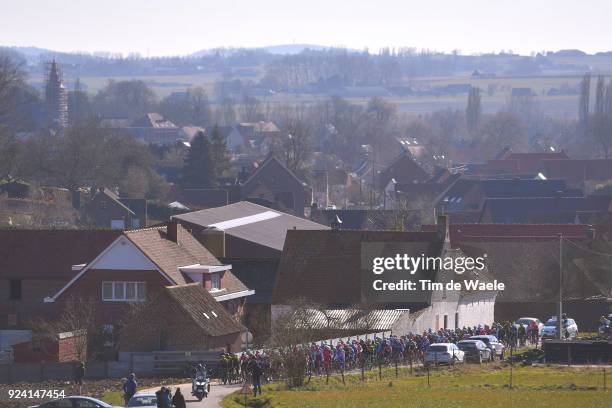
[210,273,220,291]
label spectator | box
[123,373,137,406]
[171,387,186,408]
[73,362,85,395]
[155,386,172,408]
[249,356,263,396]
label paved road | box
[141,382,241,408]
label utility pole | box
[558,233,563,340]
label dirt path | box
[141,382,240,408]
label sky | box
[1,0,611,56]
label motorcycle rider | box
[191,363,208,395]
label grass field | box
[49,70,588,119]
[222,363,611,408]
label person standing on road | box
[73,361,85,395]
[123,373,137,406]
[248,355,263,397]
[171,388,186,408]
[156,386,172,408]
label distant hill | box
[7,46,55,57]
[261,44,333,54]
[190,44,356,57]
[552,49,589,57]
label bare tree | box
[31,296,96,362]
[0,51,25,122]
[239,95,263,122]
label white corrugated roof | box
[293,308,408,331]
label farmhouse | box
[272,216,497,335]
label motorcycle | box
[599,319,612,339]
[192,373,211,401]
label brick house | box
[45,221,253,343]
[0,229,121,329]
[86,187,147,230]
[425,223,611,330]
[378,153,430,193]
[119,283,246,352]
[272,216,497,335]
[240,155,312,217]
[173,201,328,338]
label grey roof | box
[173,201,329,251]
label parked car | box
[424,343,465,366]
[457,340,493,363]
[127,393,157,407]
[29,396,121,408]
[541,317,579,339]
[469,335,505,359]
[514,317,544,334]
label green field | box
[222,363,611,408]
[74,72,584,119]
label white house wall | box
[89,236,158,270]
[456,291,496,329]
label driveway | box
[141,382,241,408]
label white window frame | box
[210,273,221,291]
[102,281,146,302]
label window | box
[131,218,140,229]
[111,219,125,229]
[114,282,125,299]
[9,279,22,300]
[455,312,459,329]
[444,314,448,329]
[74,399,105,408]
[42,400,73,408]
[102,281,146,301]
[210,273,221,291]
[102,324,114,347]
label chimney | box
[436,214,449,243]
[167,220,178,243]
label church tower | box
[44,60,68,128]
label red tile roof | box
[542,159,612,183]
[125,223,222,285]
[421,223,590,248]
[165,283,246,336]
[502,151,570,174]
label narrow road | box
[141,382,241,408]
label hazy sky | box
[2,0,611,56]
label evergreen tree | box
[578,72,591,136]
[181,131,215,188]
[209,124,230,180]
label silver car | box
[424,343,465,366]
[541,317,578,339]
[127,393,157,407]
[29,396,122,408]
[469,335,505,359]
